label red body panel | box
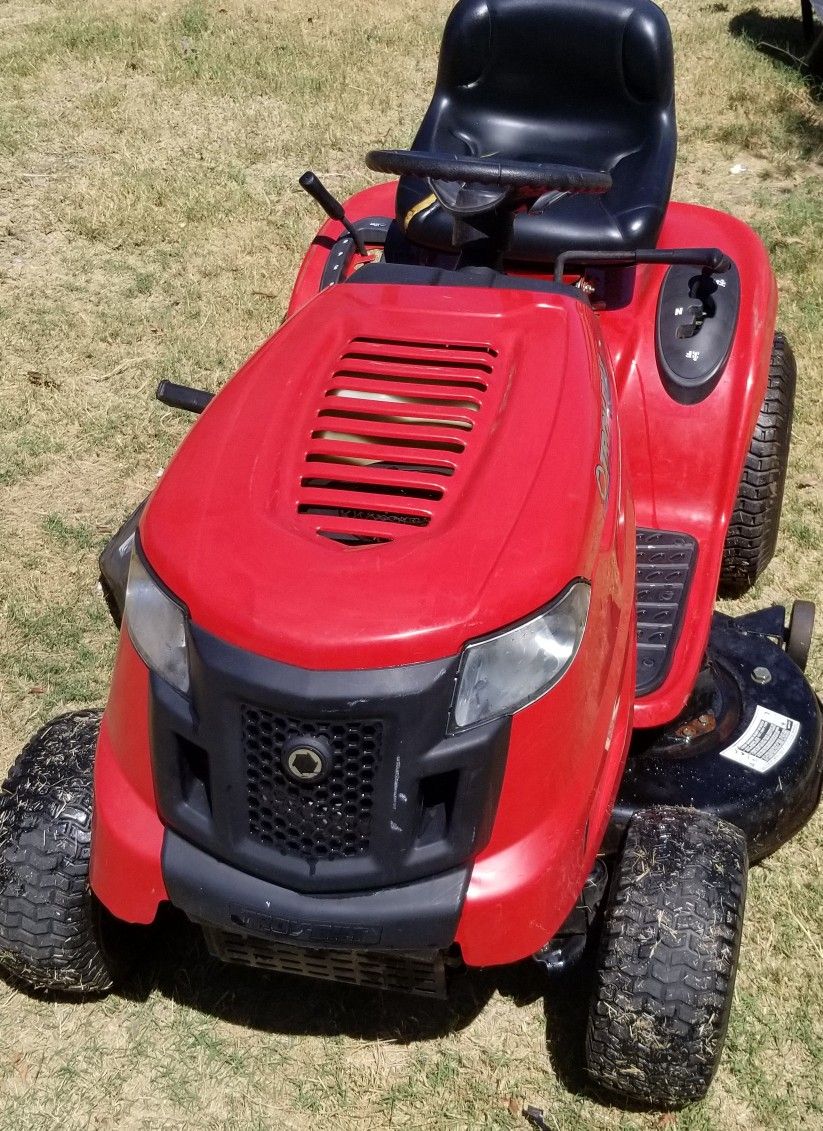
[92,179,778,964]
[600,207,777,725]
[457,472,635,963]
[141,285,610,671]
[90,631,167,922]
[289,184,777,722]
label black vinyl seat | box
[395,0,676,263]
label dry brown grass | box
[0,0,822,1127]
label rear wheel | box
[0,710,131,995]
[719,333,796,598]
[586,806,747,1108]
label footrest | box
[635,528,698,696]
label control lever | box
[156,380,214,414]
[554,246,732,284]
[299,171,368,256]
[675,303,705,339]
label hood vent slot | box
[297,336,495,546]
[301,477,443,501]
[316,531,393,547]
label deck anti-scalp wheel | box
[786,599,815,672]
[719,333,796,597]
[0,710,132,996]
[585,806,748,1108]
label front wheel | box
[0,710,131,995]
[585,806,748,1108]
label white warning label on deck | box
[720,706,800,773]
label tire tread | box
[719,333,796,597]
[0,710,118,995]
[585,806,748,1107]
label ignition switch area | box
[655,260,740,404]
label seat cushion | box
[397,0,677,263]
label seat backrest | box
[396,0,676,260]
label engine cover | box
[141,281,611,668]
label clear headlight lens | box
[124,548,190,695]
[450,581,590,731]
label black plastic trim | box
[635,528,698,697]
[655,262,741,404]
[347,260,584,300]
[162,830,469,950]
[149,623,510,894]
[202,927,448,996]
[319,215,391,291]
[98,499,147,627]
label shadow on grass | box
[117,910,651,1110]
[1,906,664,1111]
[729,9,823,101]
[536,953,662,1113]
[108,907,543,1044]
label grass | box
[0,0,822,1126]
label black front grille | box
[203,926,447,997]
[241,705,383,862]
[151,622,508,894]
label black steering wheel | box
[366,149,612,216]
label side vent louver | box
[297,336,496,547]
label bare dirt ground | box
[0,1,821,1127]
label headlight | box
[450,581,590,731]
[124,548,190,695]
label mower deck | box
[613,609,823,860]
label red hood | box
[141,282,607,668]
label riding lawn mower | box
[1,0,821,1110]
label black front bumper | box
[162,831,468,951]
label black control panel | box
[655,260,740,404]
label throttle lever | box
[299,171,368,256]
